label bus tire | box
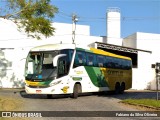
[72,84,81,99]
[114,82,120,94]
[120,83,125,94]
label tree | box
[0,0,58,39]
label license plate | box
[36,90,42,93]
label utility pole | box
[155,63,160,100]
[72,14,78,44]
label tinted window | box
[60,49,74,74]
[125,60,132,69]
[73,49,132,69]
[97,55,105,67]
[105,56,132,69]
[74,51,86,67]
[86,53,96,66]
[106,56,116,68]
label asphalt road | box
[0,89,159,120]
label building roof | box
[95,42,152,53]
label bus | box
[25,44,132,98]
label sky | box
[0,0,160,38]
[51,0,160,38]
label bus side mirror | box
[53,54,66,67]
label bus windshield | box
[25,51,59,80]
[25,49,74,80]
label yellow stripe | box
[26,80,40,86]
[90,48,131,60]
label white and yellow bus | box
[25,44,132,98]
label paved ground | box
[0,89,160,120]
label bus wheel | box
[72,84,81,99]
[120,83,125,94]
[114,82,120,94]
[47,94,52,99]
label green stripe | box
[72,77,82,81]
[84,66,108,87]
[39,80,52,86]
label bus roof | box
[30,44,75,52]
[90,48,131,60]
[30,44,131,60]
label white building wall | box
[107,37,123,46]
[132,51,153,90]
[53,22,90,36]
[123,32,160,90]
[0,48,29,88]
[0,18,102,88]
[136,32,160,90]
[123,33,137,48]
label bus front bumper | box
[25,85,60,94]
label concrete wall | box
[123,33,137,48]
[132,51,154,90]
[0,48,29,88]
[0,18,102,88]
[107,37,123,46]
[136,32,160,90]
[123,32,160,90]
[53,22,90,36]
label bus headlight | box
[25,81,29,86]
[50,80,62,86]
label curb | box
[119,101,160,111]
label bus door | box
[57,56,68,78]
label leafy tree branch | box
[0,0,58,39]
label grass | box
[0,96,23,111]
[0,96,29,120]
[121,99,160,108]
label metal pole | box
[156,63,159,100]
[156,74,159,100]
[72,14,78,44]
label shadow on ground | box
[19,90,94,99]
[19,89,159,100]
[97,90,159,100]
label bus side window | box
[119,58,123,69]
[86,53,96,66]
[69,50,74,62]
[115,58,121,69]
[121,59,131,70]
[105,56,112,68]
[121,59,126,69]
[97,55,105,67]
[74,51,86,67]
[126,60,132,70]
